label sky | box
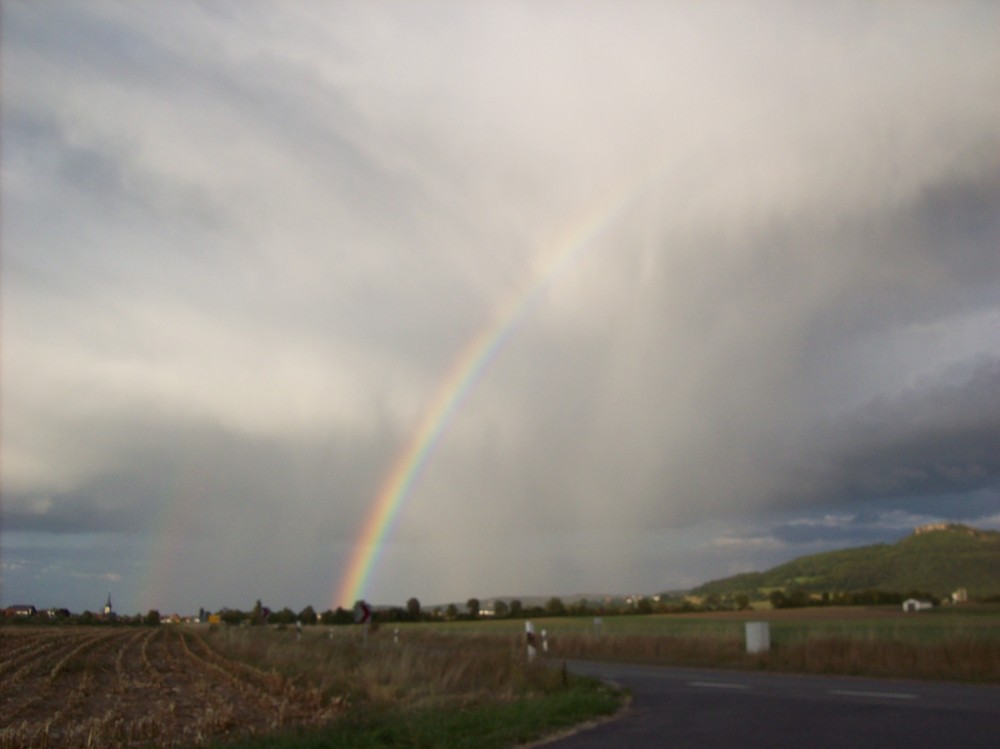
[2,1,999,617]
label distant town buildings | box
[6,604,37,617]
[913,522,983,539]
[914,522,952,535]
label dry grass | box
[768,637,1000,681]
[549,630,1000,682]
[204,627,561,710]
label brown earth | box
[0,626,340,748]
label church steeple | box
[104,593,113,616]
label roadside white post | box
[745,621,770,654]
[593,617,603,638]
[541,629,548,653]
[525,621,537,662]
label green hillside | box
[691,524,1000,599]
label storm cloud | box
[2,1,998,614]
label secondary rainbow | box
[333,172,661,608]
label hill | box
[690,523,1000,599]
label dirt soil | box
[0,626,340,748]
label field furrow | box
[0,626,342,748]
[0,631,111,722]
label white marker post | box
[525,621,537,662]
[745,621,770,654]
[541,629,548,653]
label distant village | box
[2,594,197,626]
[2,584,976,628]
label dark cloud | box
[810,358,1000,504]
[3,494,146,535]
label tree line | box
[9,586,990,630]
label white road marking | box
[689,681,750,690]
[829,689,918,700]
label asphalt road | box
[540,661,1000,748]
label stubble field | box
[0,626,337,748]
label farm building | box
[902,598,933,612]
[5,604,37,617]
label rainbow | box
[140,451,213,613]
[333,171,663,608]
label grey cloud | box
[3,2,999,611]
[812,358,1000,503]
[3,494,147,535]
[3,412,389,542]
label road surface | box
[540,661,999,748]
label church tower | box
[104,593,113,617]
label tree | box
[546,597,566,616]
[299,605,317,625]
[769,590,787,609]
[509,599,523,618]
[270,607,296,625]
[735,594,751,611]
[322,607,354,625]
[493,600,510,618]
[251,599,265,625]
[220,608,246,626]
[144,609,161,626]
[466,598,480,618]
[446,603,458,619]
[787,589,809,608]
[406,597,422,621]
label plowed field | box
[0,626,339,748]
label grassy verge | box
[193,626,623,749]
[204,678,621,749]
